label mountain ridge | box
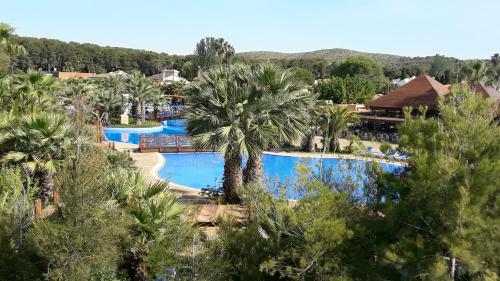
[238,48,464,69]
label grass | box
[107,120,161,128]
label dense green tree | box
[0,23,26,76]
[289,66,315,85]
[332,55,385,82]
[314,76,376,104]
[193,37,235,70]
[11,35,186,76]
[31,150,130,280]
[379,84,500,280]
[429,54,452,83]
[0,167,43,280]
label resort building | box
[147,69,186,84]
[350,75,500,142]
[351,74,451,142]
[368,74,450,115]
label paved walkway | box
[113,142,201,199]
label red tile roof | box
[54,72,93,79]
[474,83,500,101]
[368,74,450,111]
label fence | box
[139,134,203,153]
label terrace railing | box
[139,134,203,152]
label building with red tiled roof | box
[474,83,500,101]
[53,71,94,79]
[368,74,451,112]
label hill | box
[238,48,460,69]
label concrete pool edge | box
[150,152,202,193]
[263,151,406,167]
[104,125,164,133]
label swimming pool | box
[159,152,404,199]
[104,119,186,144]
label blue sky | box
[1,0,499,59]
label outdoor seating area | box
[341,126,399,143]
[364,146,409,161]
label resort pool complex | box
[159,152,404,199]
[104,119,186,144]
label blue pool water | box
[104,120,186,144]
[159,152,404,199]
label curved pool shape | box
[104,120,186,144]
[159,152,404,199]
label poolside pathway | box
[113,142,201,199]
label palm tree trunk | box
[307,129,316,152]
[135,101,142,125]
[222,154,242,204]
[243,153,263,184]
[126,251,146,281]
[42,170,55,201]
[141,101,146,123]
[153,108,159,121]
[102,111,109,127]
[329,137,340,153]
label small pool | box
[159,152,404,199]
[104,120,186,144]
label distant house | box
[52,71,94,79]
[90,70,128,79]
[147,69,186,84]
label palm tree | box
[0,113,73,202]
[242,63,313,184]
[304,101,330,152]
[319,106,359,153]
[0,23,26,56]
[491,53,500,67]
[114,172,184,281]
[185,64,313,201]
[214,37,235,64]
[185,65,252,203]
[13,70,62,113]
[93,88,121,126]
[460,61,491,85]
[128,71,153,125]
[104,74,127,114]
[149,84,167,121]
